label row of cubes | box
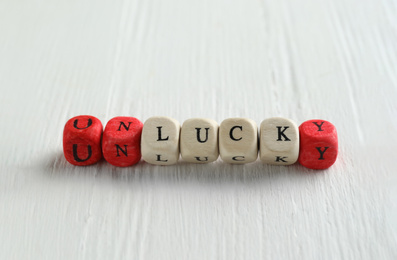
[63,116,338,170]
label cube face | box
[219,118,258,164]
[298,119,338,169]
[260,117,299,165]
[141,116,180,165]
[102,117,143,167]
[63,115,103,166]
[180,118,219,163]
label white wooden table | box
[1,0,396,259]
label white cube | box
[219,118,258,164]
[260,117,299,165]
[180,118,219,163]
[141,116,180,165]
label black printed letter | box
[118,122,132,131]
[195,128,209,143]
[116,145,128,157]
[157,127,169,141]
[72,144,92,162]
[195,157,208,162]
[313,122,325,131]
[230,126,243,141]
[275,156,288,163]
[232,156,245,161]
[156,154,168,162]
[276,126,291,141]
[316,147,329,160]
[73,119,92,129]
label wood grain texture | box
[0,0,396,259]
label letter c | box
[230,126,243,141]
[232,156,245,161]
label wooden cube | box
[102,116,143,167]
[141,116,180,165]
[219,118,258,164]
[298,119,338,169]
[260,117,299,165]
[180,118,219,163]
[63,115,103,166]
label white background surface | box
[0,0,396,259]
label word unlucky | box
[63,116,338,170]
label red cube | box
[102,117,143,167]
[298,119,338,170]
[63,115,103,166]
